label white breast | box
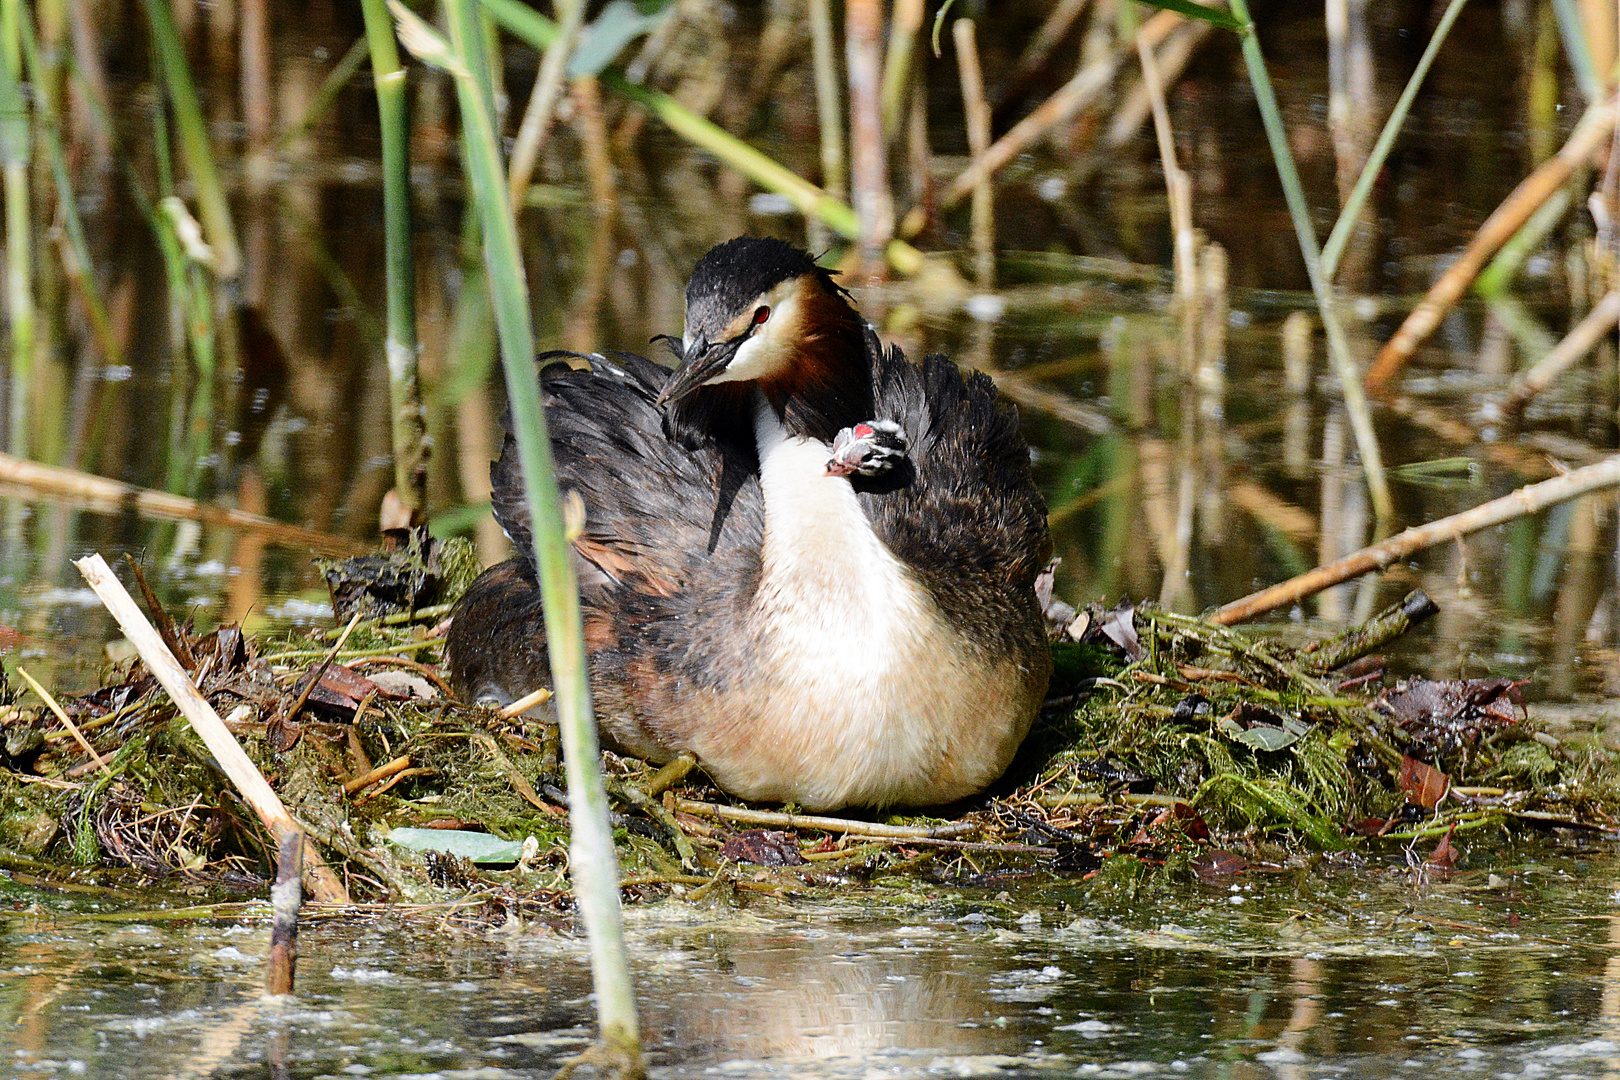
[680,400,1031,810]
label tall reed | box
[360,0,427,513]
[388,1,642,1072]
[1225,0,1393,525]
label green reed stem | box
[480,0,924,275]
[0,0,32,461]
[18,3,119,371]
[1227,0,1392,525]
[1321,0,1469,281]
[274,35,370,152]
[393,1,642,1071]
[361,0,427,513]
[140,0,241,281]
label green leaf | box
[387,826,528,864]
[1132,0,1247,32]
[568,0,671,77]
[1215,703,1311,752]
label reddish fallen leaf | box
[1129,801,1209,845]
[719,830,806,867]
[1400,755,1450,809]
[292,662,386,713]
[1428,824,1460,870]
[0,622,22,653]
[1346,817,1391,837]
[1192,850,1249,882]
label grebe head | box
[656,237,854,406]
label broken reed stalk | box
[139,0,241,280]
[479,0,925,276]
[0,11,33,461]
[845,0,893,269]
[1212,454,1620,624]
[265,830,302,996]
[670,798,980,839]
[1505,289,1620,413]
[1367,98,1618,393]
[505,0,585,214]
[359,0,427,514]
[1134,16,1194,306]
[0,450,367,554]
[72,553,350,904]
[953,19,994,289]
[15,666,111,771]
[1320,0,1469,280]
[1227,0,1393,525]
[391,2,642,1071]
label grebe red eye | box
[753,306,770,326]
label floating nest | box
[1,534,1616,915]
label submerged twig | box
[0,451,367,555]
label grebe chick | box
[448,237,1052,811]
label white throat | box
[752,397,921,628]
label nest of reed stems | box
[1,538,1617,916]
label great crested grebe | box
[447,237,1052,811]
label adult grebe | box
[447,237,1051,811]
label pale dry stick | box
[1504,289,1620,413]
[1105,22,1211,151]
[670,798,979,839]
[74,554,351,905]
[953,19,994,290]
[0,451,367,555]
[846,0,893,270]
[15,667,110,772]
[498,686,553,718]
[915,8,1182,230]
[1137,23,1195,307]
[506,0,587,215]
[1211,454,1620,624]
[1367,98,1618,393]
[1010,0,1092,86]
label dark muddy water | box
[5,0,1620,1076]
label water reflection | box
[6,852,1620,1078]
